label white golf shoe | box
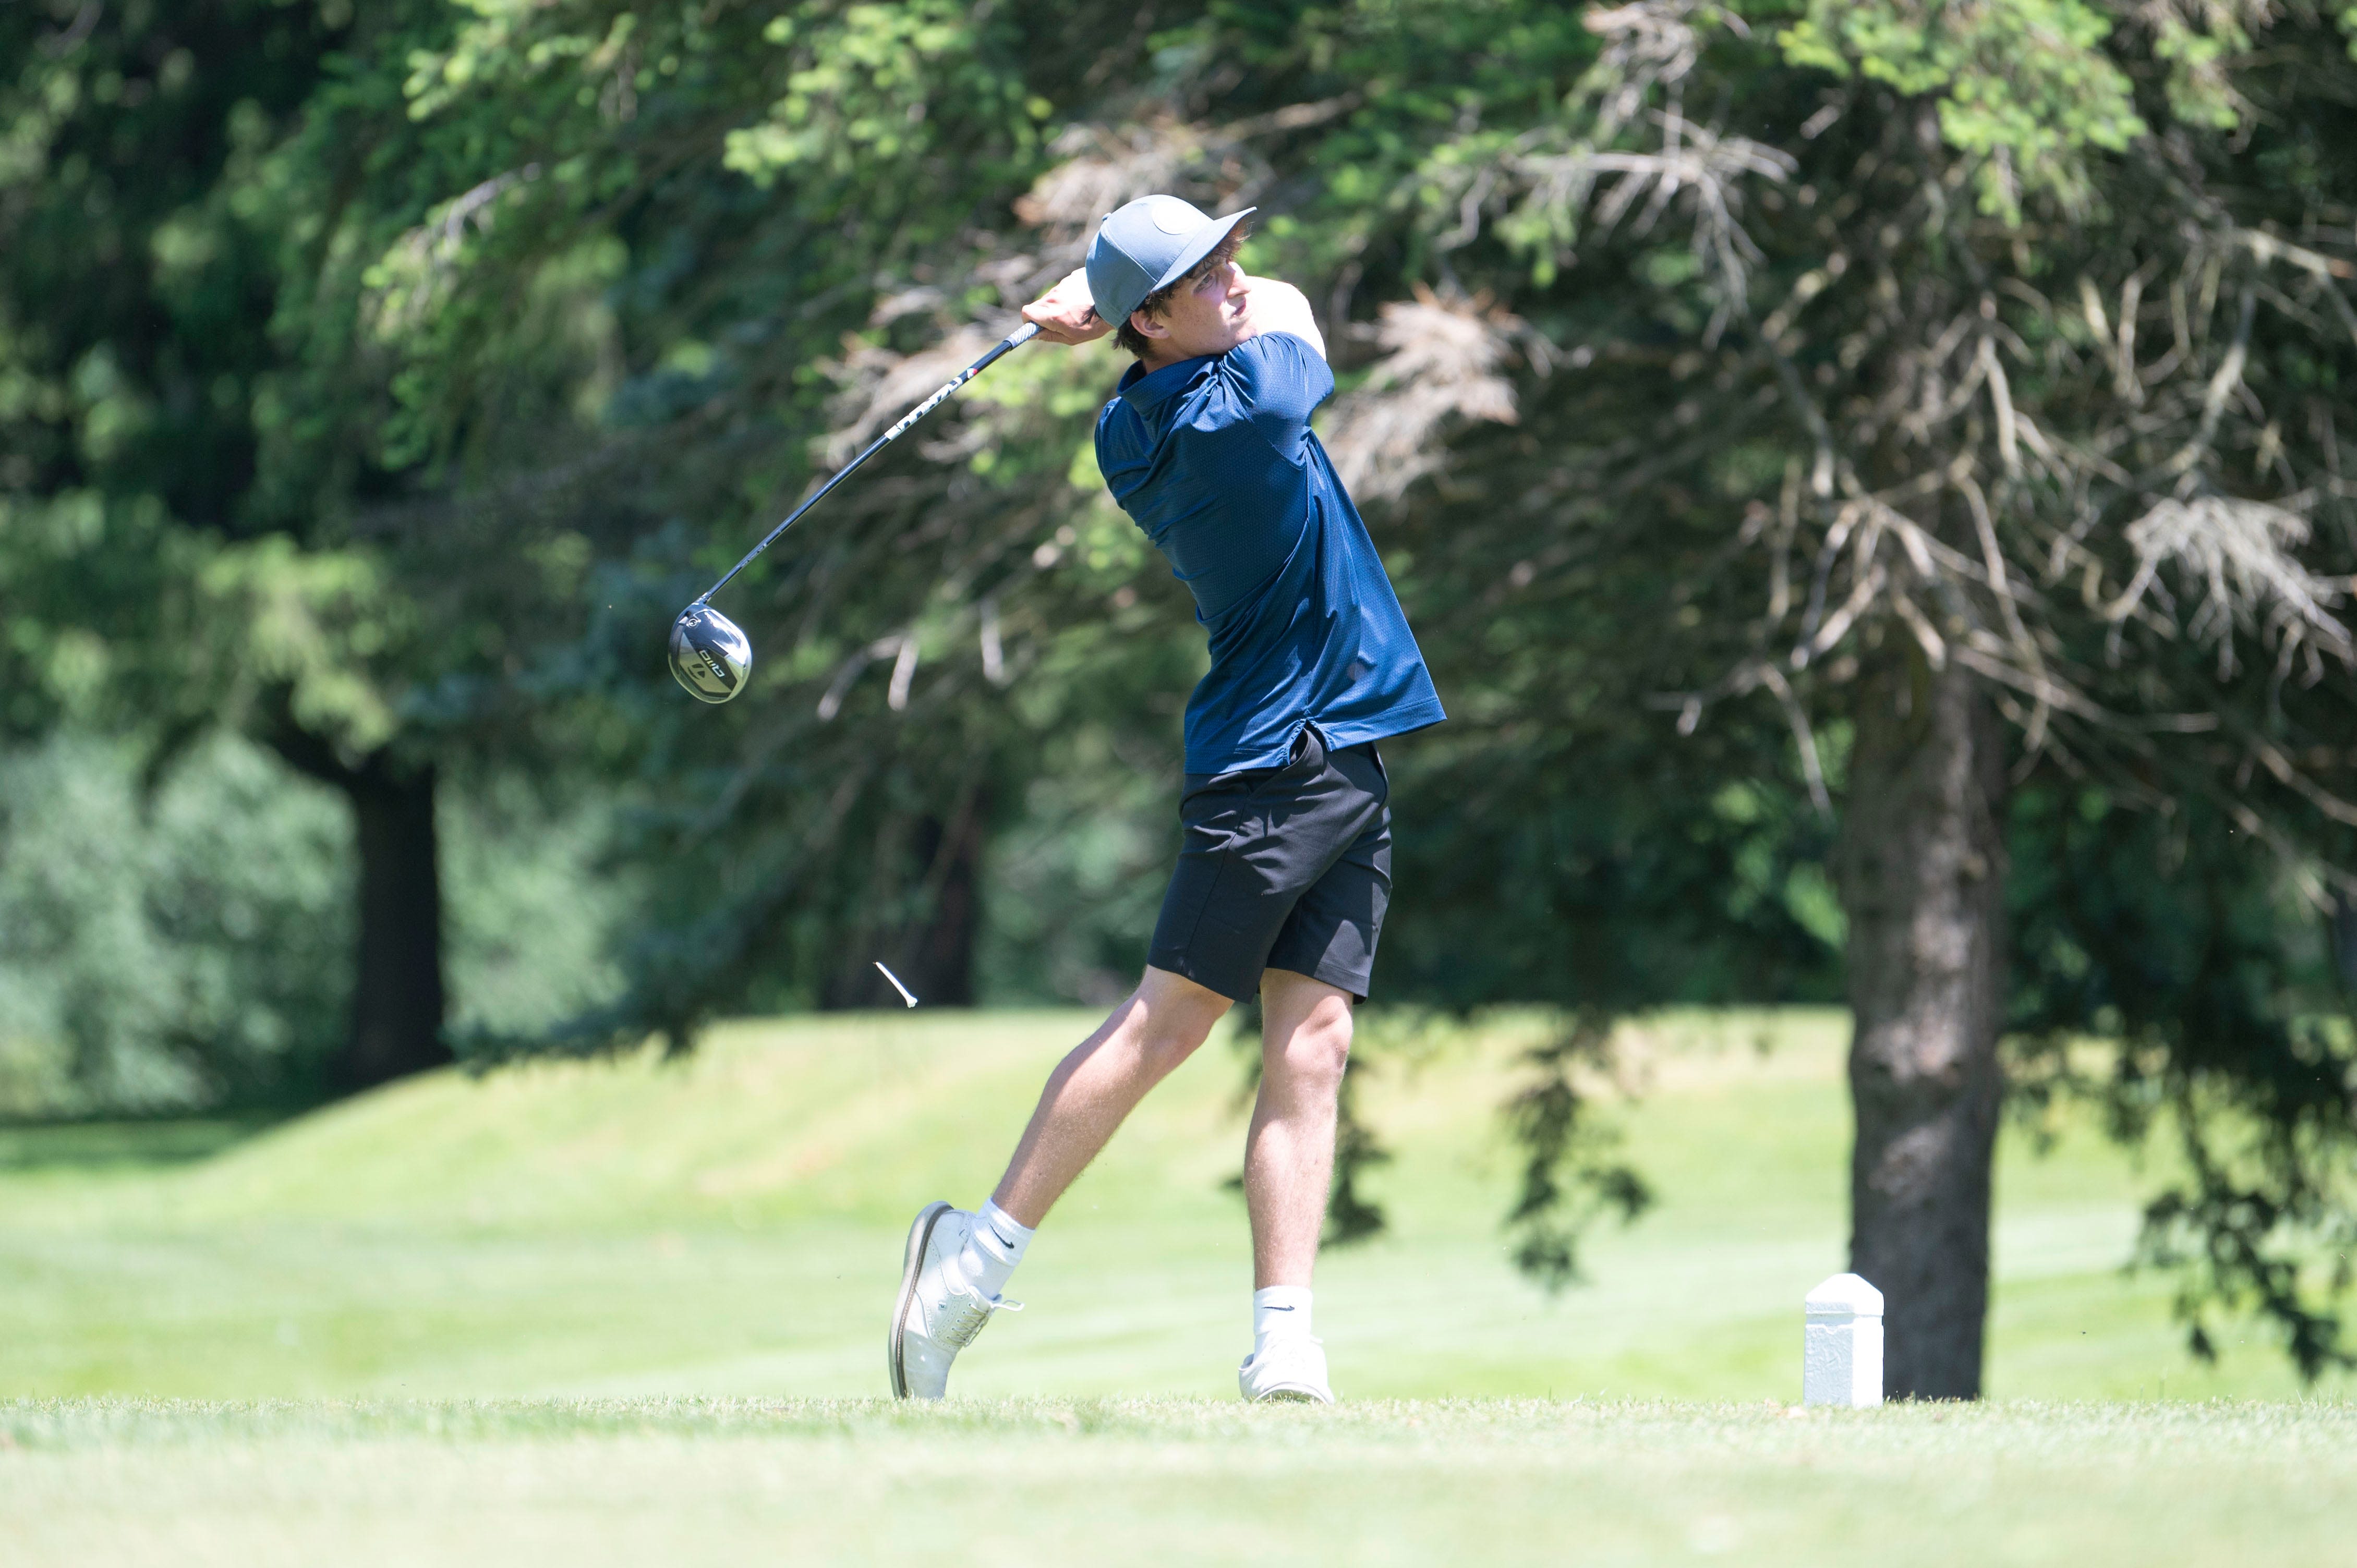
[1239,1336,1335,1404]
[889,1200,1021,1400]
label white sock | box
[955,1199,1033,1299]
[1253,1286,1313,1350]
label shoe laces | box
[934,1284,1023,1350]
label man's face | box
[1130,253,1252,364]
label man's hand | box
[1023,268,1109,345]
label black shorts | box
[1147,725,1393,1003]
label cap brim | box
[1144,208,1256,300]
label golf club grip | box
[698,321,1043,603]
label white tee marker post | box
[1803,1273,1885,1407]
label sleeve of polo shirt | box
[1094,398,1149,510]
[1227,331,1335,465]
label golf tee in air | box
[874,962,918,1007]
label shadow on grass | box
[0,1116,289,1173]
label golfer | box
[888,196,1445,1403]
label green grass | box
[6,1396,2356,1565]
[5,1008,2353,1561]
[0,1007,2337,1402]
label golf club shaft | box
[696,320,1043,605]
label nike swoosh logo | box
[1262,1305,1295,1311]
[990,1229,1017,1248]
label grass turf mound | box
[0,1008,2340,1403]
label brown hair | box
[1115,222,1251,358]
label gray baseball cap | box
[1085,196,1255,331]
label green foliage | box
[0,731,638,1115]
[1,0,650,777]
[1772,0,2276,219]
[0,734,350,1113]
[724,1,1035,181]
[1776,0,2144,218]
[2010,786,2357,1378]
[975,745,1167,1006]
[441,775,640,1040]
[1503,1010,1655,1289]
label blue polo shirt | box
[1094,331,1446,775]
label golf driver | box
[669,319,1045,703]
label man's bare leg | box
[1244,968,1355,1287]
[1234,967,1352,1401]
[989,964,1232,1228]
[890,965,1230,1400]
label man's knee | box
[1129,966,1232,1074]
[1134,1013,1219,1077]
[1265,996,1352,1094]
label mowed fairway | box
[8,1397,2357,1566]
[3,1008,2352,1562]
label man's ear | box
[1127,309,1169,340]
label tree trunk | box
[902,805,983,1007]
[824,800,986,1010]
[268,723,451,1091]
[343,757,451,1089]
[2330,892,2357,997]
[1834,643,2007,1400]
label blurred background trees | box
[1,0,643,1093]
[4,0,2354,1395]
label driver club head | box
[669,602,752,703]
